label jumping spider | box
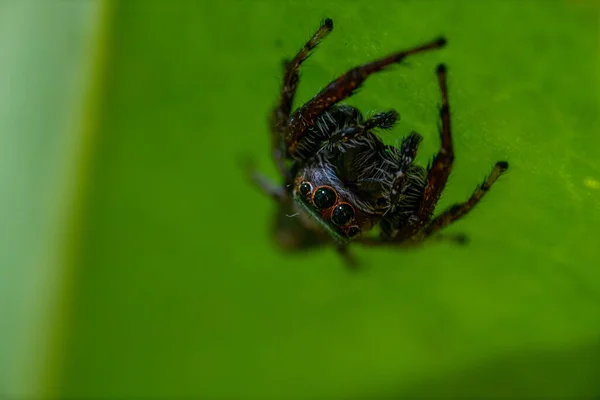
[247,19,508,265]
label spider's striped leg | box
[419,161,509,238]
[270,18,334,175]
[320,110,399,152]
[380,64,453,241]
[413,64,455,221]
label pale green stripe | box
[0,1,102,397]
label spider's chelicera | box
[247,19,509,265]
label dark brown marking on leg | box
[421,161,509,237]
[286,38,446,155]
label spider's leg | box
[245,163,286,202]
[413,64,455,220]
[388,132,423,207]
[431,232,469,244]
[355,231,466,248]
[321,110,399,151]
[270,18,333,174]
[419,161,509,238]
[355,237,419,248]
[336,244,359,269]
[286,37,446,157]
[363,110,400,130]
[272,18,333,132]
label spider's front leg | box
[270,18,333,177]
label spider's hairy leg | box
[322,110,399,151]
[373,131,424,241]
[272,18,334,130]
[364,109,400,130]
[286,37,446,157]
[420,161,509,237]
[388,131,423,207]
[399,131,423,161]
[415,63,455,220]
[270,18,334,174]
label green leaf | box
[51,1,600,398]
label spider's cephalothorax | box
[247,19,509,265]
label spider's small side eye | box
[313,186,337,210]
[299,182,312,196]
[331,203,355,226]
[347,226,361,238]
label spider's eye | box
[299,182,312,196]
[313,187,337,210]
[347,226,361,238]
[331,203,355,226]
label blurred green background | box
[1,0,599,398]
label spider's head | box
[293,161,377,243]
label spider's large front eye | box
[313,187,337,210]
[331,203,355,226]
[299,182,312,196]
